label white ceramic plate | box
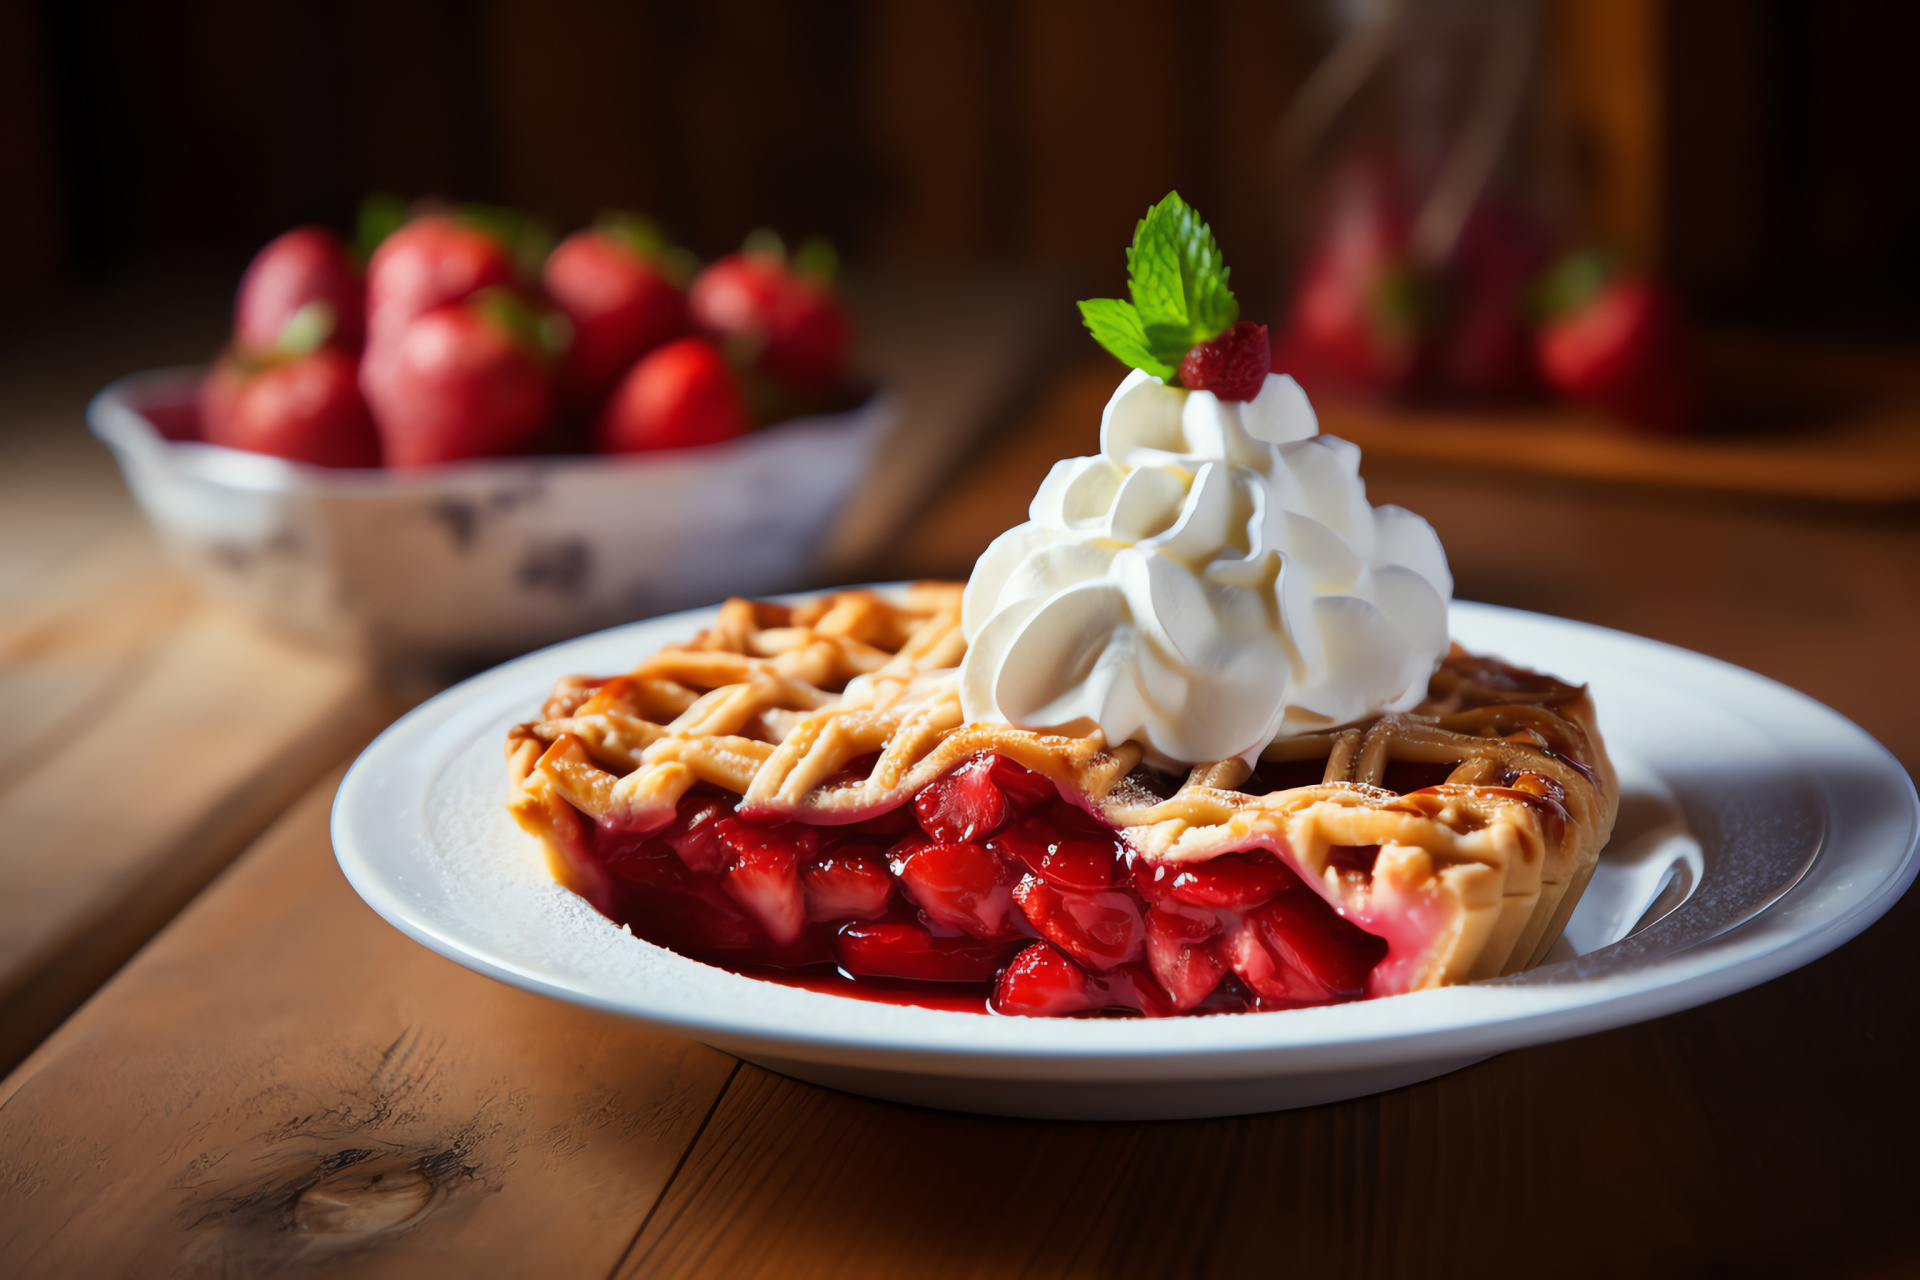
[332,597,1919,1120]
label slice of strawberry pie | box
[506,587,1615,1017]
[503,193,1618,1017]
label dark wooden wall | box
[2,0,1915,336]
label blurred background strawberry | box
[545,214,693,415]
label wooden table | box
[3,354,1918,1278]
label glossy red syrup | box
[566,753,1389,1018]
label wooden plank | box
[0,533,383,1073]
[0,770,739,1278]
[1322,331,1920,504]
[616,892,1920,1280]
[5,359,1917,1278]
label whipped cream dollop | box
[958,368,1452,766]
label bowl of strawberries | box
[89,202,892,670]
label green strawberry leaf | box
[1079,191,1238,382]
[1079,298,1178,381]
[356,192,410,263]
[275,301,336,357]
[793,235,839,284]
[743,227,786,260]
[596,212,700,286]
[1532,250,1618,321]
[459,203,556,278]
[596,210,668,259]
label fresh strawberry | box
[717,819,807,945]
[363,213,519,350]
[1012,875,1145,970]
[690,237,851,394]
[1178,321,1270,400]
[1277,167,1426,397]
[834,918,1014,983]
[233,226,365,356]
[361,289,560,467]
[801,850,894,921]
[198,347,380,468]
[662,794,733,874]
[688,251,785,338]
[758,277,851,393]
[594,336,748,453]
[912,755,1012,843]
[544,221,691,411]
[991,942,1096,1017]
[987,811,1117,891]
[1166,851,1297,909]
[1144,901,1227,1012]
[1432,196,1544,401]
[1535,256,1702,433]
[888,837,1019,939]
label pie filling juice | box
[544,750,1394,1017]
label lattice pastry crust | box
[508,585,1618,994]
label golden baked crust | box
[507,584,1618,995]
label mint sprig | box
[1078,192,1239,382]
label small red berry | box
[234,226,365,356]
[594,337,749,453]
[1179,321,1270,400]
[544,229,690,411]
[199,348,380,467]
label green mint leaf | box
[1079,192,1240,381]
[1141,319,1204,371]
[1079,298,1178,381]
[1127,206,1188,331]
[1130,192,1238,340]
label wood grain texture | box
[4,355,1917,1279]
[1327,334,1920,505]
[616,916,1920,1280]
[0,771,739,1278]
[0,536,382,1074]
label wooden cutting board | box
[1315,335,1920,504]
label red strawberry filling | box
[561,752,1388,1017]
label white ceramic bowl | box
[89,367,894,669]
[332,596,1919,1120]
